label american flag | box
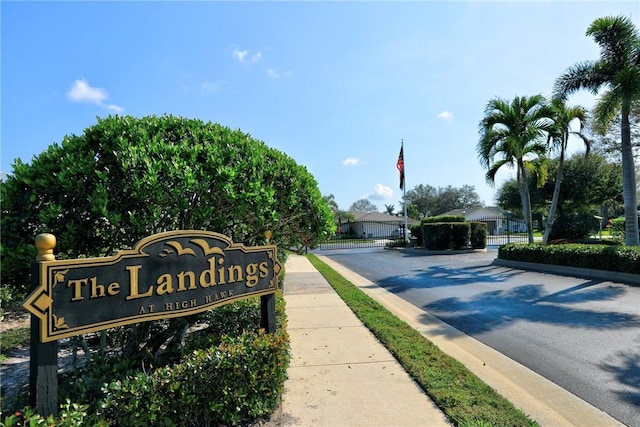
[396,146,404,190]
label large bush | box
[548,211,600,240]
[1,114,334,297]
[0,114,329,376]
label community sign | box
[24,230,283,343]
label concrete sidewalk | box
[277,254,451,426]
[313,254,625,427]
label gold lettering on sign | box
[176,271,196,291]
[156,273,174,295]
[125,265,153,300]
[67,278,88,301]
[199,257,217,288]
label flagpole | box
[402,139,408,242]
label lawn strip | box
[306,254,537,427]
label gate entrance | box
[320,219,408,250]
[475,215,530,246]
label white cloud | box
[67,79,124,113]
[231,45,262,63]
[68,79,107,104]
[106,104,125,114]
[266,68,292,79]
[232,48,249,62]
[369,184,393,200]
[342,157,361,166]
[251,52,262,63]
[437,110,454,121]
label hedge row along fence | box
[412,215,488,250]
[498,243,640,275]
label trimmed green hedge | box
[3,296,290,427]
[470,222,488,249]
[410,223,423,247]
[422,215,466,224]
[420,215,487,250]
[498,243,640,274]
[99,328,289,426]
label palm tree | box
[478,95,554,243]
[384,204,395,215]
[322,194,339,213]
[554,15,640,246]
[543,98,591,243]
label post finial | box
[35,234,56,261]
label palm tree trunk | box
[543,150,565,244]
[620,105,639,246]
[518,160,535,244]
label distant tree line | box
[400,184,483,219]
[323,184,483,220]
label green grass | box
[307,254,538,427]
[0,327,30,362]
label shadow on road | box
[601,345,640,407]
[375,260,639,335]
[421,282,637,335]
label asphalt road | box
[316,247,640,427]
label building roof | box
[348,211,419,224]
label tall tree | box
[554,15,640,246]
[497,154,623,219]
[458,184,485,210]
[543,98,591,243]
[349,198,378,213]
[323,194,355,223]
[402,184,437,218]
[323,194,339,213]
[384,204,396,215]
[478,95,554,243]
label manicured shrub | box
[53,296,289,426]
[98,327,289,426]
[451,223,470,249]
[548,211,600,240]
[423,222,470,250]
[423,223,452,250]
[410,224,423,247]
[422,215,466,224]
[498,242,640,274]
[470,222,488,249]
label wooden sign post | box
[29,233,59,415]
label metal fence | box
[319,220,408,250]
[318,216,531,250]
[472,215,530,247]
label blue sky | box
[2,1,639,211]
